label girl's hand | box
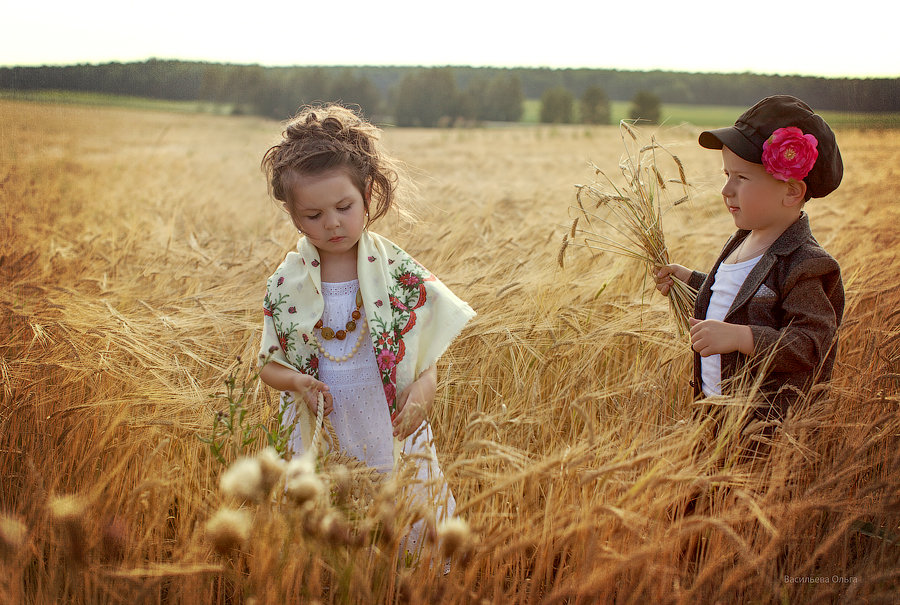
[294,373,333,417]
[259,362,332,416]
[654,264,692,296]
[392,366,436,440]
[689,318,754,357]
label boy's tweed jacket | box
[688,212,844,417]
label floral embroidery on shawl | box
[263,290,319,377]
[368,251,436,416]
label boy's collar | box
[736,212,811,257]
[768,212,811,256]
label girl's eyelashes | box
[304,206,348,219]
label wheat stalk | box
[560,121,697,336]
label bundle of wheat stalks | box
[560,121,697,335]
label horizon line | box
[2,57,898,81]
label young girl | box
[655,95,844,424]
[257,104,475,543]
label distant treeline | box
[1,59,897,125]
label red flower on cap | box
[762,127,818,182]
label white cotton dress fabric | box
[311,279,395,471]
[284,279,455,548]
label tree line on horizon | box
[1,60,896,126]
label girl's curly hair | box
[261,104,401,226]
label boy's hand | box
[654,264,692,296]
[294,374,333,417]
[392,366,436,440]
[689,318,754,356]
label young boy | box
[656,95,844,422]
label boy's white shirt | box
[701,255,762,396]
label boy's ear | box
[784,179,807,208]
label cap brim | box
[699,127,762,164]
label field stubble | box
[1,100,899,603]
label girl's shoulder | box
[265,250,307,285]
[361,231,423,268]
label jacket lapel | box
[725,253,776,319]
[724,212,811,320]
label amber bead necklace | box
[315,289,363,340]
[313,289,368,363]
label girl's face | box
[286,168,368,263]
[720,146,797,236]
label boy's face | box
[720,146,798,236]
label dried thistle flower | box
[220,457,264,502]
[287,474,324,505]
[257,447,286,496]
[288,450,316,476]
[373,498,396,544]
[205,508,251,555]
[285,452,323,505]
[49,494,87,566]
[0,513,28,560]
[319,511,353,545]
[437,517,472,559]
[49,494,84,524]
[328,464,351,505]
[101,516,127,562]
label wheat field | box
[2,99,899,604]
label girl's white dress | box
[285,279,456,544]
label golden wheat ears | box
[559,121,697,336]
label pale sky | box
[3,0,897,78]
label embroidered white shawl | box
[259,230,476,465]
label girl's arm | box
[392,365,437,440]
[259,362,333,417]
